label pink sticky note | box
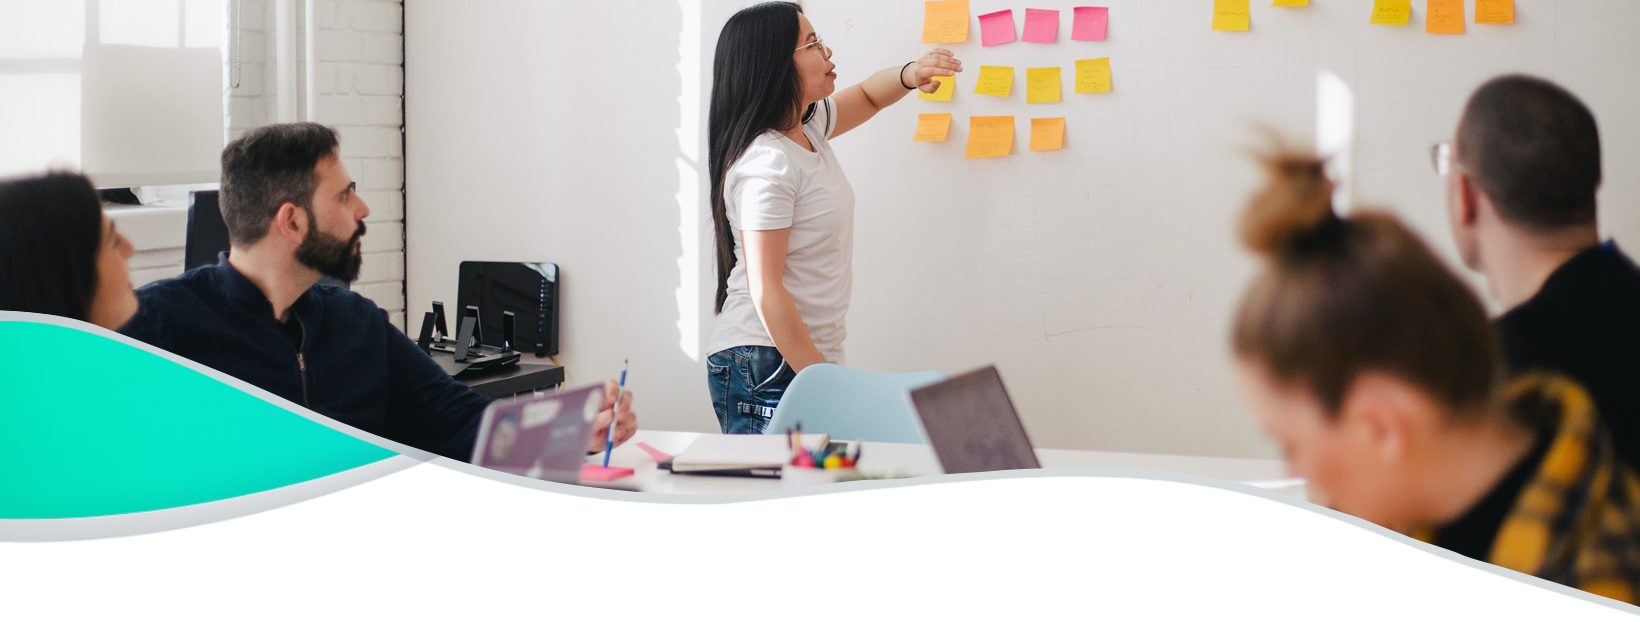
[1022,8,1059,43]
[635,441,673,463]
[1072,6,1109,41]
[979,9,1016,47]
[581,464,635,482]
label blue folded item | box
[715,544,797,580]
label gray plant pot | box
[826,495,918,580]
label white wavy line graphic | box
[6,313,1633,617]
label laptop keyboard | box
[1036,541,1167,584]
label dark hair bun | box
[1240,152,1338,257]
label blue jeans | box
[707,345,795,434]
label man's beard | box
[295,214,365,283]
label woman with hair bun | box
[1231,149,1640,602]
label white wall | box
[405,0,1640,458]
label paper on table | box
[975,66,1014,97]
[1370,0,1411,25]
[1030,118,1065,151]
[966,116,1014,158]
[580,465,634,482]
[979,9,1016,46]
[1026,67,1061,103]
[1075,58,1112,94]
[1476,0,1513,24]
[1426,0,1464,33]
[1271,0,1308,6]
[914,113,953,142]
[672,434,828,470]
[1072,7,1108,41]
[1212,0,1250,31]
[1023,8,1058,43]
[919,75,955,101]
[922,0,970,43]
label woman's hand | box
[905,48,963,93]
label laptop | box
[471,384,602,483]
[911,367,1239,607]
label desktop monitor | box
[456,261,560,357]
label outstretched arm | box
[831,48,962,138]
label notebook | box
[669,433,831,476]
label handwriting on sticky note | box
[922,0,970,43]
[974,66,1014,97]
[1023,8,1059,43]
[1476,0,1513,24]
[1426,0,1464,33]
[1030,118,1065,152]
[979,9,1016,46]
[966,116,1014,159]
[919,75,955,102]
[914,113,953,142]
[1072,7,1109,41]
[1075,58,1112,94]
[1026,67,1061,103]
[1271,0,1308,6]
[1371,0,1411,25]
[1212,0,1250,31]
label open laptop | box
[911,367,1239,607]
[471,384,602,483]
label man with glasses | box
[1436,74,1640,468]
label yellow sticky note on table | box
[975,66,1014,97]
[913,113,953,142]
[1272,0,1308,6]
[922,1,969,43]
[1476,0,1513,24]
[1075,58,1112,94]
[919,75,954,102]
[1370,0,1411,25]
[1026,67,1061,104]
[965,116,1014,158]
[1030,118,1065,151]
[1212,0,1250,31]
[1426,0,1464,33]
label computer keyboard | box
[1036,541,1167,584]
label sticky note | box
[1026,67,1061,103]
[919,75,955,101]
[1271,0,1308,6]
[1426,0,1464,33]
[922,1,970,43]
[979,9,1016,46]
[1476,0,1513,24]
[1075,58,1112,94]
[914,113,953,142]
[1023,9,1059,43]
[1212,0,1250,31]
[580,464,634,482]
[1029,118,1065,151]
[1072,7,1109,41]
[1370,0,1411,25]
[966,116,1014,159]
[974,66,1014,97]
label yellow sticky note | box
[1030,118,1065,152]
[974,66,1014,97]
[1370,0,1411,25]
[1476,0,1513,24]
[1426,0,1464,33]
[1272,0,1308,6]
[1075,58,1112,94]
[1026,67,1061,104]
[919,75,954,102]
[913,113,953,142]
[922,0,970,44]
[1212,0,1250,31]
[965,116,1014,159]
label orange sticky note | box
[974,66,1014,97]
[1370,0,1411,25]
[919,75,955,102]
[1075,58,1112,94]
[1030,118,1065,151]
[923,0,970,43]
[1026,67,1061,103]
[1476,0,1513,24]
[965,116,1014,158]
[1212,0,1250,31]
[914,113,953,142]
[1426,0,1464,34]
[1271,0,1308,6]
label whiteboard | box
[405,0,1640,458]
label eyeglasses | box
[1430,141,1461,177]
[795,36,831,58]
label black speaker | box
[185,190,230,271]
[456,262,559,357]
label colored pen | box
[601,360,627,468]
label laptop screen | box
[909,366,1041,474]
[326,479,639,617]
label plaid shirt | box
[1418,374,1640,604]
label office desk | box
[456,362,564,399]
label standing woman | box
[0,171,139,330]
[705,2,961,433]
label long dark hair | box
[708,1,815,313]
[0,171,106,321]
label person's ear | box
[1456,172,1483,227]
[269,202,308,246]
[1339,372,1420,465]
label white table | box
[0,433,1344,620]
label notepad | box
[1075,58,1112,94]
[1030,118,1065,151]
[1023,8,1058,43]
[919,75,955,102]
[1370,0,1411,25]
[914,113,953,142]
[922,0,970,43]
[1271,0,1308,6]
[975,66,1014,97]
[1027,67,1061,103]
[1476,0,1513,24]
[1072,7,1108,41]
[1212,0,1250,31]
[979,9,1016,46]
[671,433,829,472]
[966,116,1015,159]
[1426,0,1464,33]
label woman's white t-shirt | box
[706,98,856,365]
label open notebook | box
[671,433,831,473]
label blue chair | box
[764,364,946,444]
